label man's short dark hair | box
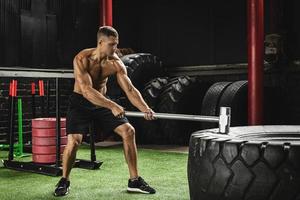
[97,26,119,41]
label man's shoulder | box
[108,52,121,61]
[75,48,95,61]
[73,50,92,71]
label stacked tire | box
[201,81,247,129]
[106,53,163,101]
[31,118,67,164]
[156,76,212,145]
[134,76,212,145]
[200,80,284,129]
[135,77,169,144]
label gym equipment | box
[2,77,103,176]
[15,98,30,157]
[32,127,67,137]
[32,136,68,146]
[32,118,67,164]
[31,82,36,118]
[0,82,29,158]
[125,107,231,134]
[32,118,66,129]
[32,145,66,155]
[38,80,45,117]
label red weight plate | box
[32,145,66,155]
[32,118,66,128]
[32,128,66,137]
[32,136,68,146]
[32,154,63,164]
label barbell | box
[125,107,231,134]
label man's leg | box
[114,122,156,194]
[54,133,83,197]
[114,123,138,179]
[63,134,83,180]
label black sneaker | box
[54,178,70,197]
[127,176,156,194]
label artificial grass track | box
[0,145,189,200]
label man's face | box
[98,36,119,56]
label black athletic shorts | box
[66,92,129,135]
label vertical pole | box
[17,98,23,156]
[55,78,61,167]
[8,80,17,161]
[39,80,45,117]
[248,0,264,125]
[46,80,50,115]
[100,0,113,26]
[89,121,96,162]
[7,81,12,149]
[31,82,36,119]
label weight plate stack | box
[31,118,67,164]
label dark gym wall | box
[114,0,300,66]
[0,0,299,67]
[113,0,248,66]
[285,0,300,61]
[0,0,99,68]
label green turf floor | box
[0,145,189,200]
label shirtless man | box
[54,26,156,196]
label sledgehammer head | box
[219,107,231,134]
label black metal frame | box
[2,76,103,176]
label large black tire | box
[157,76,212,145]
[142,77,169,108]
[201,82,232,129]
[188,126,300,200]
[216,81,284,126]
[219,81,248,126]
[136,77,169,144]
[106,53,162,100]
[124,76,187,144]
[120,53,162,90]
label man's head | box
[97,26,119,56]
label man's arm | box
[73,56,120,112]
[113,56,155,120]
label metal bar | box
[55,78,61,167]
[31,82,36,118]
[125,111,219,122]
[0,66,73,72]
[89,121,96,162]
[6,82,12,152]
[17,98,23,156]
[2,160,62,176]
[46,80,50,114]
[73,159,103,170]
[0,70,74,78]
[8,83,15,161]
[125,107,231,134]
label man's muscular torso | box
[72,46,153,119]
[73,48,119,96]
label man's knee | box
[67,134,83,149]
[122,125,135,140]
